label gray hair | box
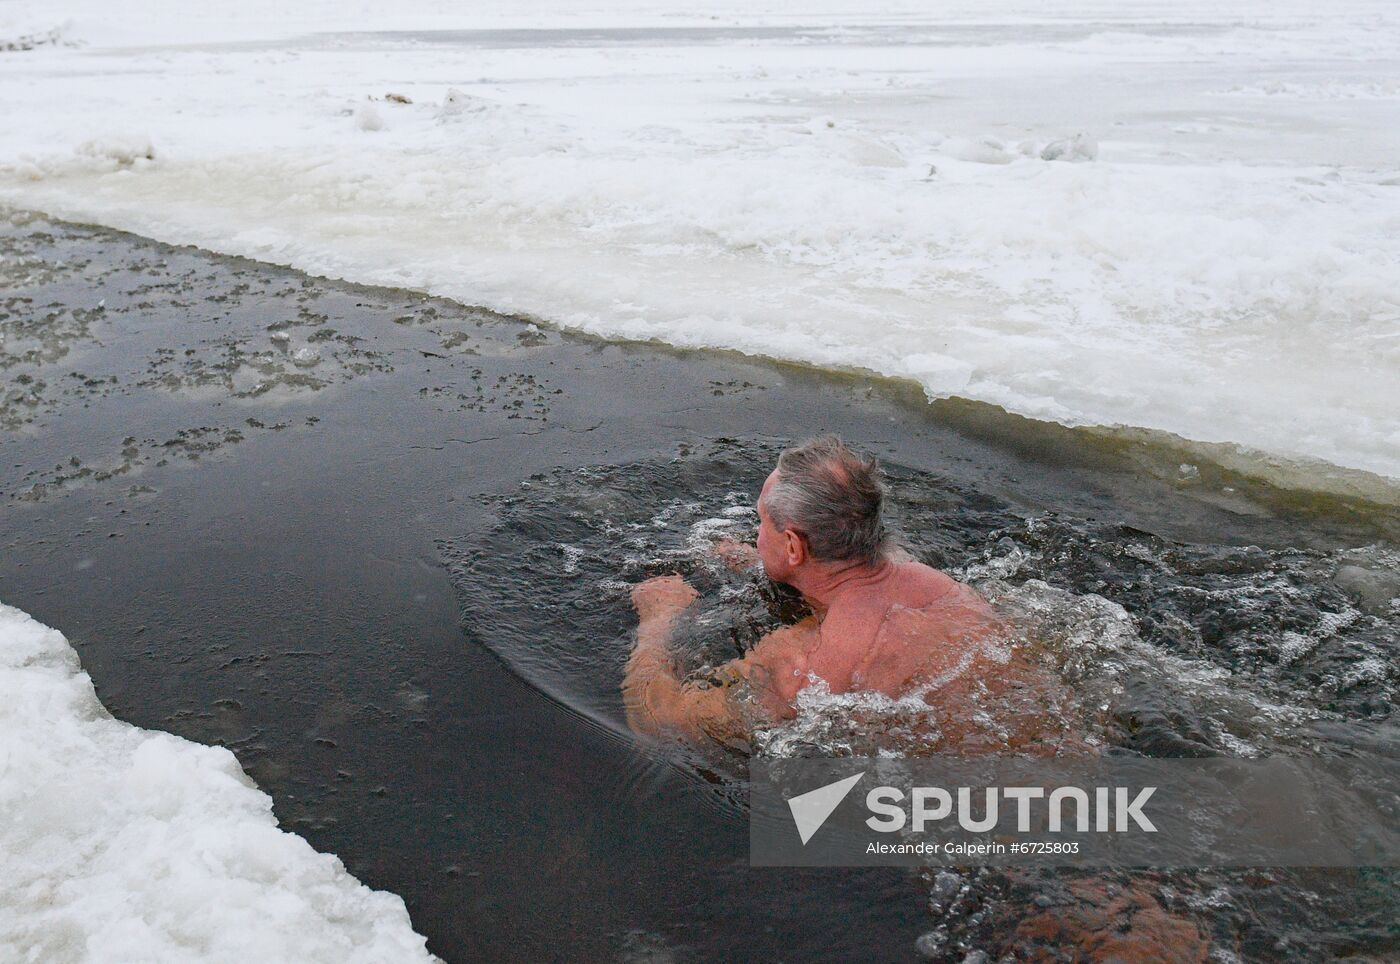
[762,435,886,565]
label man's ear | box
[783,529,807,566]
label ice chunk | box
[0,602,435,963]
[940,136,1014,165]
[355,102,384,132]
[1040,134,1098,162]
[0,14,68,51]
[437,88,493,119]
[1334,565,1400,616]
[76,134,155,166]
[842,136,906,168]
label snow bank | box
[1,0,1397,482]
[0,602,435,963]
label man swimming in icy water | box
[623,438,1208,958]
[623,435,1034,751]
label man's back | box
[807,560,999,698]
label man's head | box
[755,435,886,583]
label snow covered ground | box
[1,1,1397,479]
[0,602,435,962]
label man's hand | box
[712,537,761,572]
[631,574,699,624]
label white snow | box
[0,0,1398,481]
[0,602,435,964]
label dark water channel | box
[2,210,1396,961]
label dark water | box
[2,209,1397,961]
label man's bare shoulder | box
[891,558,965,600]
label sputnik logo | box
[786,772,866,845]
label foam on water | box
[0,603,435,963]
[1,1,1398,483]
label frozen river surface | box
[2,0,1398,482]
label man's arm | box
[624,625,749,747]
[623,575,818,747]
[712,537,761,572]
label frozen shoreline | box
[3,1,1398,480]
[0,602,435,963]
